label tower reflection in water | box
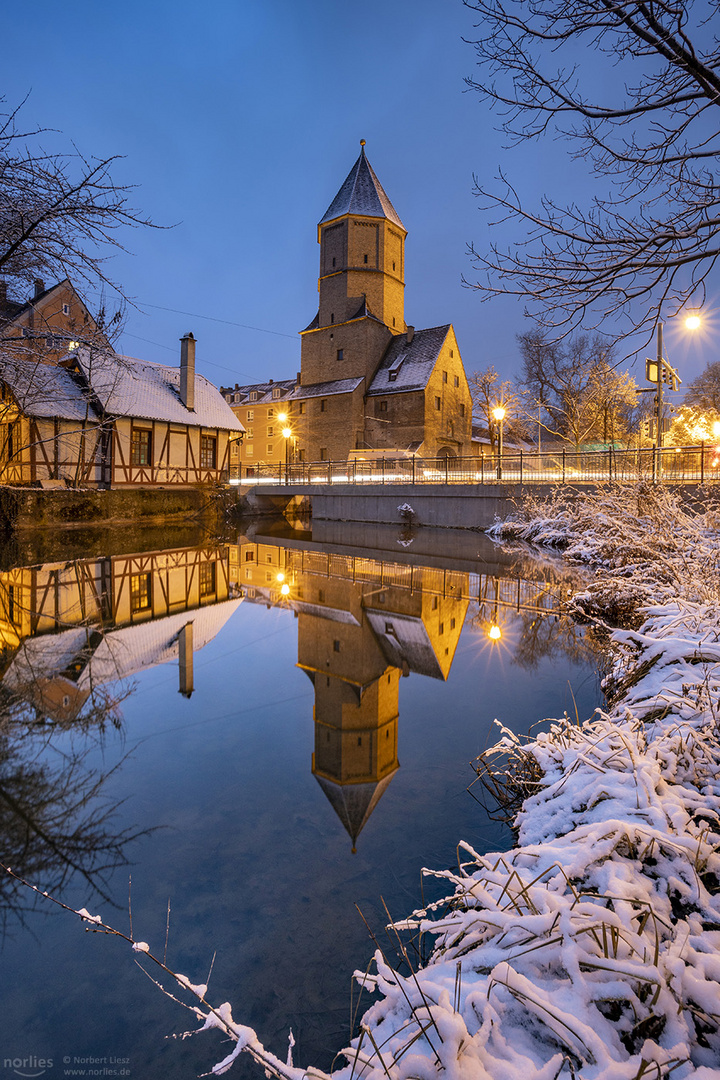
[234,540,469,850]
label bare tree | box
[464,1,720,342]
[519,330,637,448]
[0,96,155,303]
[685,360,720,411]
[468,365,526,449]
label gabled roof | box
[300,298,384,336]
[367,325,451,396]
[76,348,244,430]
[291,377,364,400]
[319,146,405,230]
[0,348,244,431]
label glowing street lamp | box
[685,314,701,331]
[492,405,506,479]
[488,623,502,641]
[647,315,700,474]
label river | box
[0,521,602,1080]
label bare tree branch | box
[463,0,720,342]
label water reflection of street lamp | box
[492,405,506,479]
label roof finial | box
[360,139,366,150]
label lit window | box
[200,435,217,470]
[244,550,255,561]
[131,429,151,466]
[199,561,216,596]
[130,572,151,612]
[267,427,274,436]
[267,444,273,454]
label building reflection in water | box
[0,544,241,915]
[0,546,241,722]
[232,536,589,849]
[234,539,470,850]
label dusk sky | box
[4,0,715,392]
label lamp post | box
[646,314,699,479]
[492,405,506,480]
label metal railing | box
[231,444,719,487]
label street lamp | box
[645,315,700,476]
[492,405,506,479]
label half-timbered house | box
[0,333,244,487]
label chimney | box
[405,325,415,344]
[33,278,45,300]
[180,332,195,411]
[296,371,301,386]
[178,622,194,698]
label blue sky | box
[4,0,714,391]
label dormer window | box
[272,387,281,399]
[249,391,258,402]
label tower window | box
[443,371,448,383]
[364,253,368,264]
[392,261,396,271]
[460,403,466,417]
[435,396,441,410]
[450,349,454,358]
[299,402,305,414]
[454,375,459,387]
[320,447,328,460]
[333,639,341,652]
[392,317,396,327]
[62,303,70,316]
[320,399,326,412]
[330,312,334,322]
[332,257,336,267]
[336,348,344,361]
[379,400,388,413]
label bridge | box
[234,445,716,530]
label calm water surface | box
[0,523,602,1079]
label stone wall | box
[0,485,224,534]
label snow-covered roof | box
[0,356,96,422]
[221,379,296,406]
[365,609,446,680]
[0,348,243,432]
[319,146,405,230]
[291,377,364,400]
[4,598,243,693]
[77,349,244,431]
[367,325,450,396]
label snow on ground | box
[56,484,720,1078]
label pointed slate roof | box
[319,145,405,230]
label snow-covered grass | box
[6,483,720,1078]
